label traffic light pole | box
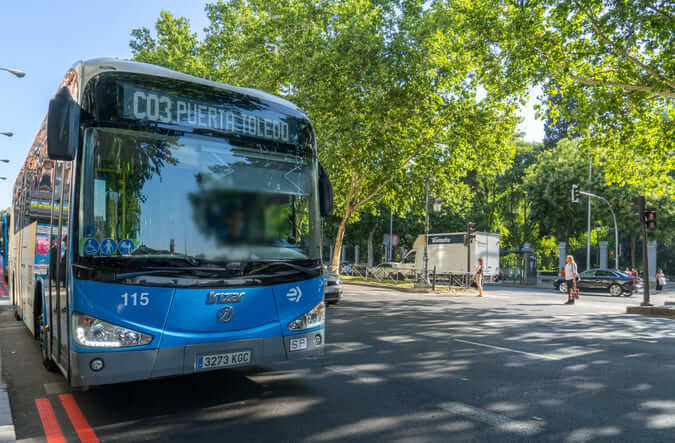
[640,219,651,306]
[579,191,619,270]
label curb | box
[626,305,675,319]
[0,302,16,443]
[343,281,477,296]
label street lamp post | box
[0,67,26,78]
[579,190,619,270]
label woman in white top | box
[564,255,579,305]
[656,269,666,292]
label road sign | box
[383,234,399,247]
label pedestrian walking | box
[624,267,631,275]
[474,258,484,297]
[631,268,638,278]
[656,268,666,293]
[564,255,579,305]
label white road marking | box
[454,339,558,360]
[454,339,603,361]
[439,401,545,436]
[324,365,386,384]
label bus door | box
[48,162,72,371]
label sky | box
[0,1,544,210]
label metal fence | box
[343,264,481,290]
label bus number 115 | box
[121,292,150,307]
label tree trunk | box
[331,207,352,273]
[630,232,637,268]
[367,227,375,267]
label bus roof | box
[78,58,307,118]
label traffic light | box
[632,196,645,221]
[465,222,476,246]
[643,209,656,231]
[571,184,580,203]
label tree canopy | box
[130,1,524,271]
[465,0,674,197]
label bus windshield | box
[77,127,320,265]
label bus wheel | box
[39,313,58,373]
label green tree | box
[543,91,577,149]
[130,1,523,271]
[524,139,600,244]
[464,0,674,197]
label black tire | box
[609,283,622,297]
[39,313,58,373]
[559,281,568,293]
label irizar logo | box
[206,291,245,304]
[217,306,234,323]
[286,286,302,303]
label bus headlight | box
[72,313,153,348]
[288,302,325,331]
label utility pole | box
[389,208,393,262]
[423,173,430,284]
[586,147,593,270]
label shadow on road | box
[3,294,675,442]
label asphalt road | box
[1,284,675,443]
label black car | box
[554,268,643,297]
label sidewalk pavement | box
[0,298,16,443]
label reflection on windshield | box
[78,128,320,263]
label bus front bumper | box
[69,330,324,387]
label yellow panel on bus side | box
[19,222,37,335]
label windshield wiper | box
[114,266,233,280]
[130,245,202,266]
[245,261,321,277]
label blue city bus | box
[10,59,333,386]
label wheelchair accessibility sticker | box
[83,238,100,255]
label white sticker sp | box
[286,286,302,303]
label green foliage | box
[130,1,524,270]
[127,0,675,271]
[466,0,674,197]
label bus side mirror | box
[47,87,80,161]
[318,163,333,217]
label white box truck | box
[399,232,500,276]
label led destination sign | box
[122,84,293,143]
